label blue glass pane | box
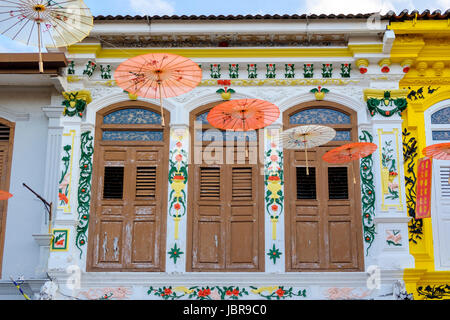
[290,108,351,125]
[196,130,258,142]
[104,108,161,124]
[334,131,351,141]
[432,131,450,141]
[196,112,209,124]
[431,107,450,124]
[103,131,163,141]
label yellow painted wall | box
[391,19,450,299]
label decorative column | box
[166,124,189,273]
[264,124,285,272]
[363,89,414,270]
[47,91,93,272]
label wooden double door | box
[285,147,364,271]
[88,145,167,271]
[187,161,264,272]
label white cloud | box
[129,0,175,16]
[304,0,408,14]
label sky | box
[0,0,449,53]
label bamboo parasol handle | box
[158,81,165,127]
[37,19,43,73]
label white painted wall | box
[0,87,54,280]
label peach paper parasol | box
[207,99,280,131]
[423,142,450,160]
[281,125,336,175]
[114,53,202,127]
[423,142,450,183]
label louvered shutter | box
[0,123,12,278]
[93,147,164,270]
[192,166,225,269]
[227,165,259,269]
[433,165,450,269]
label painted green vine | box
[359,130,376,254]
[148,286,249,300]
[148,286,307,300]
[250,286,307,300]
[75,131,94,258]
[402,128,423,243]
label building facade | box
[0,11,449,300]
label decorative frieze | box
[310,86,329,100]
[100,65,112,79]
[364,89,408,117]
[285,64,295,78]
[247,64,257,78]
[210,64,221,78]
[83,61,97,77]
[62,91,92,118]
[340,63,351,78]
[266,64,276,78]
[322,64,333,78]
[229,64,239,78]
[304,64,314,78]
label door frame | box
[0,118,14,278]
[186,102,265,272]
[283,101,364,272]
[87,101,170,272]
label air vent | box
[103,166,124,199]
[232,167,253,200]
[328,167,349,200]
[200,167,220,200]
[296,167,316,200]
[136,167,157,199]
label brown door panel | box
[284,105,363,272]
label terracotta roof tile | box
[93,10,450,22]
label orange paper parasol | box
[323,142,378,184]
[323,142,378,164]
[114,53,202,126]
[0,190,13,200]
[207,99,280,131]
